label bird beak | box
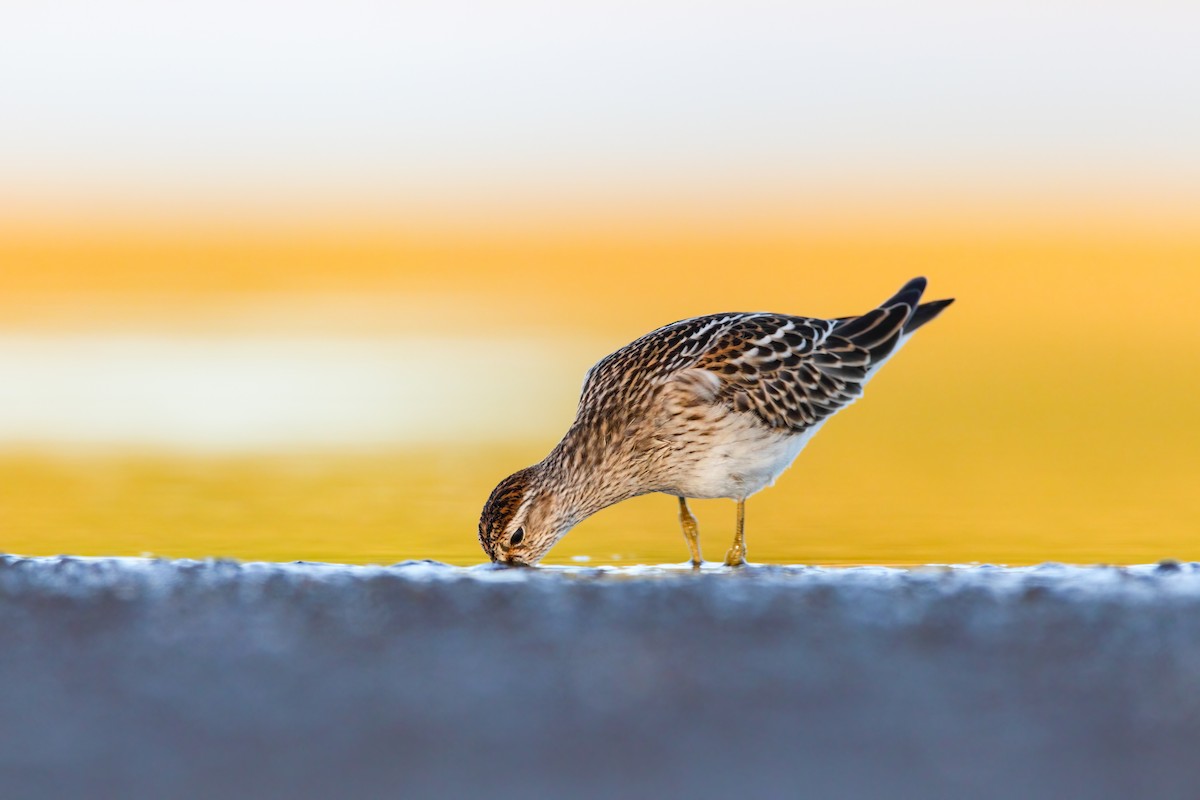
[498,552,530,568]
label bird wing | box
[578,312,749,407]
[577,274,932,433]
[681,302,915,432]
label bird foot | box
[723,548,747,568]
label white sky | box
[2,1,1198,206]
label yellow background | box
[2,206,1196,566]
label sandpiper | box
[479,277,953,567]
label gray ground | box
[2,555,1200,800]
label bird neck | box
[537,435,628,520]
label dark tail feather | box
[904,298,955,334]
[834,276,927,340]
[832,277,951,344]
[880,276,927,312]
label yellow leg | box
[678,497,703,567]
[723,499,747,567]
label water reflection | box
[1,442,1195,568]
[0,333,595,448]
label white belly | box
[667,415,827,501]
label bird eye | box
[510,528,525,546]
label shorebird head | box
[478,465,570,566]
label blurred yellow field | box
[2,217,1196,566]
